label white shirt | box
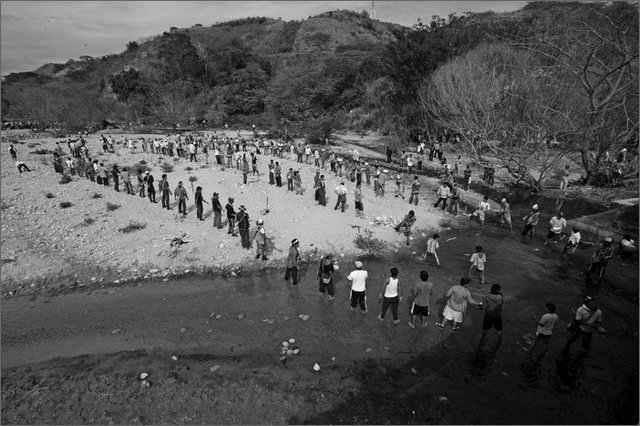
[569,231,581,245]
[347,270,368,292]
[335,185,347,195]
[384,277,399,297]
[478,200,490,211]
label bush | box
[139,159,147,165]
[160,162,174,173]
[27,142,40,148]
[128,161,152,173]
[45,192,55,199]
[59,175,73,184]
[184,166,193,171]
[82,217,95,226]
[188,176,198,182]
[106,202,121,211]
[60,201,73,209]
[31,148,51,155]
[91,193,103,199]
[119,221,147,233]
[354,228,387,254]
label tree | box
[148,80,197,125]
[515,2,639,184]
[420,43,578,191]
[126,41,139,51]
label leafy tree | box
[126,41,139,52]
[109,69,148,104]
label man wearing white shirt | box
[561,227,581,257]
[347,260,369,313]
[334,181,348,212]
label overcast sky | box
[1,1,525,75]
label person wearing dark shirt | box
[236,205,251,248]
[145,172,156,203]
[479,284,504,345]
[225,197,237,236]
[195,186,208,221]
[211,192,223,229]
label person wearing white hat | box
[585,237,614,283]
[347,260,369,313]
[521,204,540,241]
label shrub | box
[188,176,198,182]
[31,148,51,155]
[184,166,193,171]
[27,142,40,148]
[160,162,174,173]
[91,192,103,199]
[354,228,386,254]
[106,202,121,211]
[45,192,55,199]
[59,175,73,184]
[60,201,73,209]
[128,161,152,173]
[139,159,147,165]
[82,217,95,226]
[119,221,147,233]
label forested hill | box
[2,2,637,157]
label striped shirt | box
[426,238,439,254]
[446,285,477,313]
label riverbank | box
[2,129,470,299]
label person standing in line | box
[122,167,134,195]
[409,176,421,205]
[145,171,156,203]
[408,271,434,328]
[242,158,250,184]
[498,198,512,232]
[436,277,480,330]
[251,153,259,176]
[236,205,251,248]
[195,186,208,221]
[160,174,172,210]
[253,219,268,260]
[317,175,327,206]
[318,254,338,300]
[268,160,275,185]
[274,162,282,187]
[448,183,460,216]
[425,234,440,266]
[364,163,371,185]
[479,284,504,345]
[463,164,472,190]
[521,204,540,241]
[225,197,237,236]
[211,192,223,229]
[313,170,321,202]
[174,181,188,216]
[354,183,364,218]
[293,170,303,195]
[525,303,558,359]
[585,237,614,283]
[378,267,403,324]
[347,260,369,313]
[286,168,294,191]
[434,181,450,210]
[334,181,348,212]
[544,212,567,247]
[98,163,109,186]
[562,296,605,359]
[284,239,301,285]
[468,245,487,284]
[137,169,146,198]
[560,227,581,258]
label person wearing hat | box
[225,198,237,236]
[253,219,268,260]
[521,204,540,241]
[236,205,251,248]
[544,212,567,247]
[586,237,614,283]
[211,192,223,229]
[562,296,605,359]
[347,260,369,313]
[498,198,512,232]
[284,239,301,285]
[318,254,339,300]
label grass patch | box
[82,217,95,226]
[27,142,40,148]
[59,175,73,184]
[106,202,121,211]
[354,228,387,254]
[32,148,52,155]
[184,166,193,171]
[160,162,174,173]
[60,201,73,209]
[45,192,55,199]
[91,192,103,199]
[119,221,147,233]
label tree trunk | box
[581,147,593,184]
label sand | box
[1,129,452,296]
